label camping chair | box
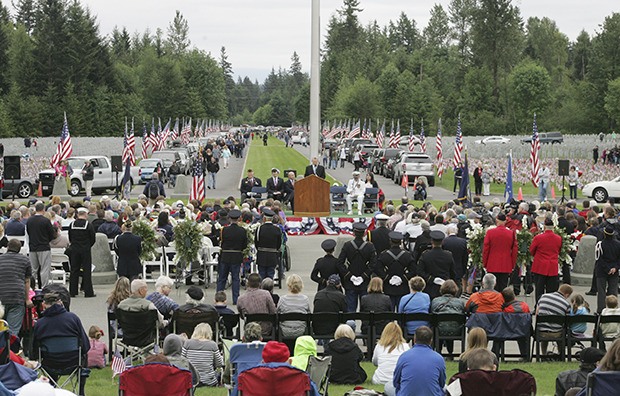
[244,313,278,341]
[363,188,379,212]
[0,360,38,391]
[447,369,536,396]
[237,365,313,396]
[596,314,620,350]
[532,314,567,362]
[277,313,311,344]
[172,310,220,342]
[38,336,85,395]
[0,325,9,365]
[432,313,467,359]
[119,363,193,396]
[228,342,266,396]
[114,309,159,364]
[107,311,117,362]
[330,186,347,213]
[567,314,599,360]
[306,355,331,396]
[585,370,620,396]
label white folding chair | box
[50,253,69,285]
[142,252,164,283]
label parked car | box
[521,131,563,144]
[39,156,140,196]
[345,138,373,162]
[138,159,165,184]
[582,177,620,203]
[399,135,420,149]
[393,152,435,186]
[0,175,36,199]
[356,143,379,164]
[375,148,403,176]
[474,136,511,145]
[322,139,338,150]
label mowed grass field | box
[245,136,337,185]
[85,360,574,395]
[434,167,542,197]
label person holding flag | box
[504,151,514,202]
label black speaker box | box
[3,155,20,179]
[111,156,123,172]
[558,160,570,177]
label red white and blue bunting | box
[285,217,376,236]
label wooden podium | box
[294,174,330,216]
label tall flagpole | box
[309,0,321,161]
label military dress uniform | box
[376,232,416,310]
[369,214,391,255]
[418,231,455,299]
[217,210,248,304]
[68,209,96,297]
[337,223,377,312]
[255,209,282,281]
[311,239,339,291]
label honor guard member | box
[337,222,377,312]
[412,220,433,267]
[376,231,416,311]
[217,209,248,305]
[68,207,96,297]
[255,208,282,281]
[311,239,339,291]
[418,230,455,299]
[369,213,391,255]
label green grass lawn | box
[85,360,574,395]
[245,136,337,185]
[435,167,541,197]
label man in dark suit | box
[113,221,142,280]
[442,224,469,292]
[217,210,248,304]
[337,222,377,312]
[255,208,282,280]
[304,156,326,178]
[418,231,455,299]
[369,213,391,255]
[239,169,262,201]
[376,232,416,310]
[266,168,284,200]
[283,171,295,212]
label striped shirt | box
[0,252,32,305]
[536,292,570,332]
[182,339,223,386]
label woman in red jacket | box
[530,217,563,303]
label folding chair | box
[369,312,401,354]
[50,253,69,285]
[229,342,266,396]
[363,188,379,212]
[107,311,117,362]
[585,370,620,396]
[306,355,332,396]
[566,314,599,360]
[277,312,311,344]
[245,313,278,341]
[341,312,372,358]
[172,310,220,342]
[432,313,467,359]
[596,314,620,350]
[251,186,267,200]
[447,369,536,396]
[238,365,312,396]
[119,363,193,396]
[201,237,220,287]
[310,312,343,342]
[0,360,38,391]
[532,314,566,361]
[142,248,164,283]
[401,312,432,340]
[114,309,159,364]
[330,186,347,213]
[38,336,84,395]
[0,324,9,365]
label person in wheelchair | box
[413,177,427,201]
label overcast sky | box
[52,1,618,81]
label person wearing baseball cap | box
[594,224,620,313]
[310,239,339,291]
[555,347,605,396]
[313,273,347,336]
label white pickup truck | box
[39,156,140,196]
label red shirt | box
[530,229,562,276]
[483,225,518,273]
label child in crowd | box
[569,294,591,337]
[601,295,620,339]
[214,291,237,338]
[87,325,108,368]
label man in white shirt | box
[346,171,365,216]
[538,165,550,201]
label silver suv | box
[393,152,435,186]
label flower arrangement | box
[554,225,577,269]
[466,220,487,270]
[173,220,204,264]
[241,222,260,261]
[131,219,158,262]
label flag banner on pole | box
[436,118,443,178]
[111,349,129,378]
[408,119,416,152]
[530,114,541,188]
[122,118,136,166]
[453,115,463,169]
[50,113,73,168]
[141,120,149,160]
[420,119,427,153]
[376,121,385,148]
[348,120,361,139]
[190,157,205,202]
[171,118,179,141]
[505,150,514,202]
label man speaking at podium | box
[304,156,326,178]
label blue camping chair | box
[38,336,85,395]
[0,360,37,391]
[585,370,620,396]
[228,342,266,396]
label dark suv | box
[521,131,563,144]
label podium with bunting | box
[294,174,330,217]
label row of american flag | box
[321,114,542,188]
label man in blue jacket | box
[33,293,90,396]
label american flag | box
[408,119,416,152]
[376,121,385,147]
[141,120,149,160]
[148,118,157,151]
[420,119,427,153]
[111,349,127,378]
[348,120,361,139]
[530,114,541,188]
[171,118,179,141]
[122,119,136,166]
[436,119,444,178]
[50,113,73,168]
[190,157,205,202]
[181,118,191,145]
[389,120,401,148]
[452,115,464,168]
[362,119,371,140]
[158,119,171,151]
